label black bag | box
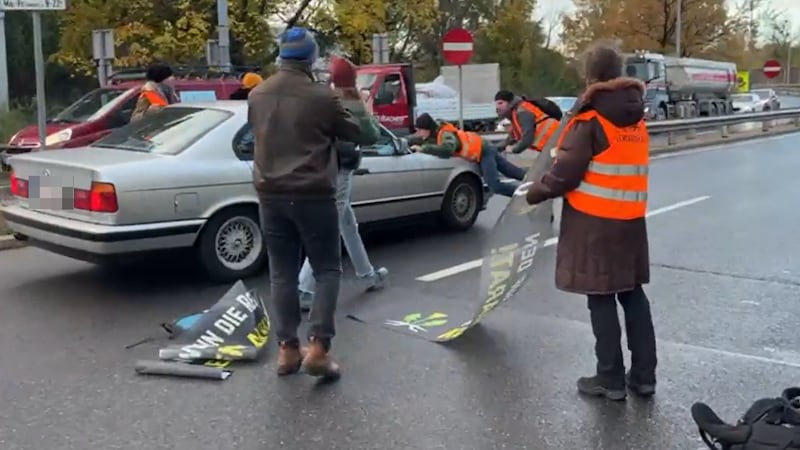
[336,140,362,171]
[523,97,564,121]
[692,387,800,449]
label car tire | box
[196,205,267,282]
[440,174,482,231]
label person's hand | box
[513,181,533,198]
[504,145,515,153]
[410,145,422,152]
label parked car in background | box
[731,93,766,113]
[2,67,246,163]
[547,96,578,113]
[750,88,780,110]
[1,102,487,282]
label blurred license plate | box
[28,176,75,210]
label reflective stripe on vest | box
[437,122,483,162]
[141,89,168,107]
[511,101,557,152]
[563,110,649,220]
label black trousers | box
[259,198,341,348]
[587,285,657,388]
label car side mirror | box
[396,137,409,154]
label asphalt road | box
[3,135,800,449]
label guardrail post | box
[762,120,770,132]
[686,128,696,140]
[721,125,729,138]
[667,131,676,145]
[795,116,800,127]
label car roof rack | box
[109,65,263,83]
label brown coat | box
[526,77,650,295]
[247,61,369,200]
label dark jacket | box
[229,88,251,100]
[526,77,649,295]
[247,62,375,200]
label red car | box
[3,68,243,161]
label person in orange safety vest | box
[494,90,562,154]
[407,113,526,197]
[521,41,657,402]
[131,63,178,123]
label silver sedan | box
[1,101,487,281]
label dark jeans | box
[587,285,657,388]
[259,198,341,348]
[479,145,526,197]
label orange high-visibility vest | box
[437,122,483,162]
[140,89,168,107]
[511,101,559,152]
[560,110,649,220]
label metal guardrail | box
[480,107,800,145]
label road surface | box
[2,135,800,449]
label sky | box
[537,0,800,44]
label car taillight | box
[9,171,28,198]
[73,182,118,213]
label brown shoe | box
[276,341,305,376]
[301,337,341,380]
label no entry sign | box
[763,60,781,79]
[442,28,474,66]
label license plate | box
[28,176,75,210]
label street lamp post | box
[675,0,682,57]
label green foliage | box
[0,107,34,144]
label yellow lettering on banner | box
[435,320,473,341]
[247,317,270,348]
[490,244,517,268]
[204,359,231,368]
[216,345,245,358]
[489,270,509,288]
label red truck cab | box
[355,64,416,134]
[4,67,245,157]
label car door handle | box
[353,168,370,175]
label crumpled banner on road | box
[135,280,270,380]
[348,103,580,342]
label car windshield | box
[356,73,378,91]
[751,90,769,99]
[555,97,576,110]
[52,88,132,123]
[91,107,233,154]
[732,94,754,102]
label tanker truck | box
[624,51,737,120]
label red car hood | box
[8,122,78,147]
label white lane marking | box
[416,195,711,282]
[650,131,800,161]
[0,235,15,242]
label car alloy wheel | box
[452,183,477,221]
[214,215,263,271]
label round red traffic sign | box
[763,59,781,79]
[442,27,474,66]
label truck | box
[354,63,501,134]
[623,51,737,120]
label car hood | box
[9,121,84,146]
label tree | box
[308,0,438,64]
[561,0,746,59]
[53,0,275,74]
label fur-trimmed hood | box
[577,77,645,127]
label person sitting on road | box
[297,55,387,312]
[131,63,178,123]
[407,113,526,197]
[494,90,561,154]
[229,72,263,100]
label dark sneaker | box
[577,376,627,401]
[626,372,656,397]
[276,341,305,376]
[302,337,341,381]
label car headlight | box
[44,128,73,146]
[644,106,650,113]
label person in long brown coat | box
[524,41,657,401]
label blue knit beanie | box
[279,27,319,64]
